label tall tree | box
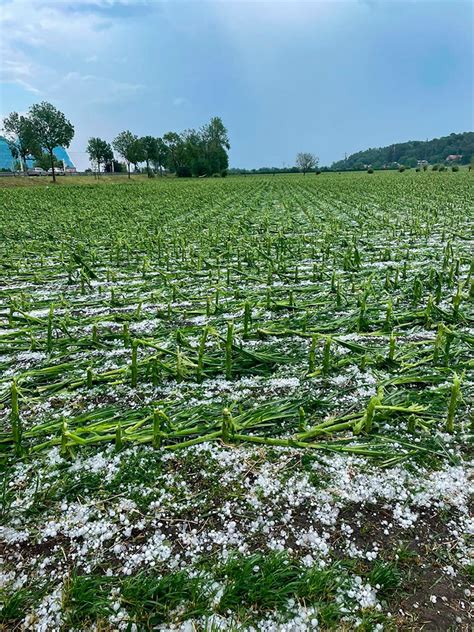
[201,117,230,175]
[86,137,113,177]
[113,131,144,178]
[28,102,74,183]
[182,129,205,176]
[129,138,145,173]
[2,111,40,172]
[140,136,158,177]
[296,152,318,175]
[202,117,230,151]
[151,137,168,176]
[162,131,187,173]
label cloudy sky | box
[1,0,472,170]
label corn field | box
[2,172,472,463]
[0,172,472,630]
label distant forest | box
[331,132,474,170]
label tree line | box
[104,117,230,179]
[4,100,472,180]
[3,101,324,179]
[332,132,474,171]
[2,101,231,182]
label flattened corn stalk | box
[1,389,460,465]
[1,174,471,468]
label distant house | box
[446,154,462,162]
[417,160,428,166]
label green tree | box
[113,131,144,178]
[2,111,41,172]
[34,153,62,171]
[139,136,159,177]
[151,137,168,176]
[130,138,145,173]
[162,131,188,173]
[86,137,113,177]
[161,118,231,177]
[201,117,230,175]
[296,152,318,175]
[183,129,206,176]
[28,102,74,182]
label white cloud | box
[10,79,41,95]
[0,0,146,107]
[0,45,43,95]
[1,1,116,54]
[0,0,118,97]
[55,72,144,104]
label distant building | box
[0,136,75,171]
[417,160,428,166]
[446,154,462,162]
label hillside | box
[331,131,474,170]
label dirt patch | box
[332,502,463,560]
[330,502,472,631]
[396,570,472,631]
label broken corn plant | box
[0,172,471,465]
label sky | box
[0,0,473,170]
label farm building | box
[0,136,75,171]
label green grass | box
[11,555,391,629]
[0,582,52,624]
[120,571,210,627]
[368,561,403,598]
[216,553,303,615]
[63,574,115,628]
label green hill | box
[331,131,474,170]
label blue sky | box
[1,0,472,170]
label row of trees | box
[87,117,230,178]
[3,102,74,182]
[3,101,231,181]
[4,102,320,179]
